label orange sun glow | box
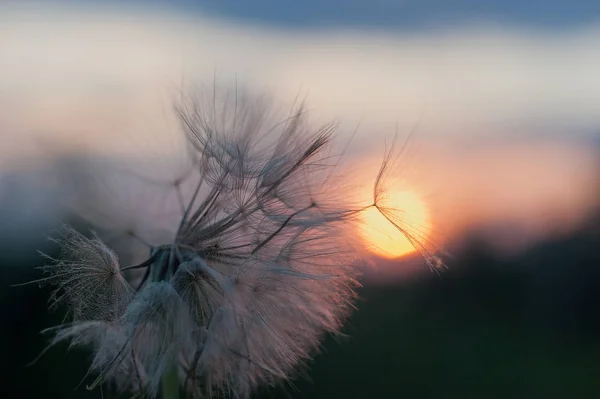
[359,190,432,258]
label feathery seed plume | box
[28,87,444,398]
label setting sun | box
[359,190,432,258]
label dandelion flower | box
[29,88,443,398]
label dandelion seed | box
[29,87,445,398]
[36,226,133,322]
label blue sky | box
[93,0,600,31]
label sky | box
[32,0,600,30]
[1,1,600,271]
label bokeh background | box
[2,1,600,398]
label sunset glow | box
[360,191,432,258]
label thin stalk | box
[161,366,180,399]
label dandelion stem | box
[161,366,180,399]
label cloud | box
[2,4,600,146]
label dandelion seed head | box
[31,85,444,398]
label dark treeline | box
[3,206,600,398]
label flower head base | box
[31,89,444,398]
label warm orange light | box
[359,191,432,258]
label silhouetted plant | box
[24,87,443,398]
